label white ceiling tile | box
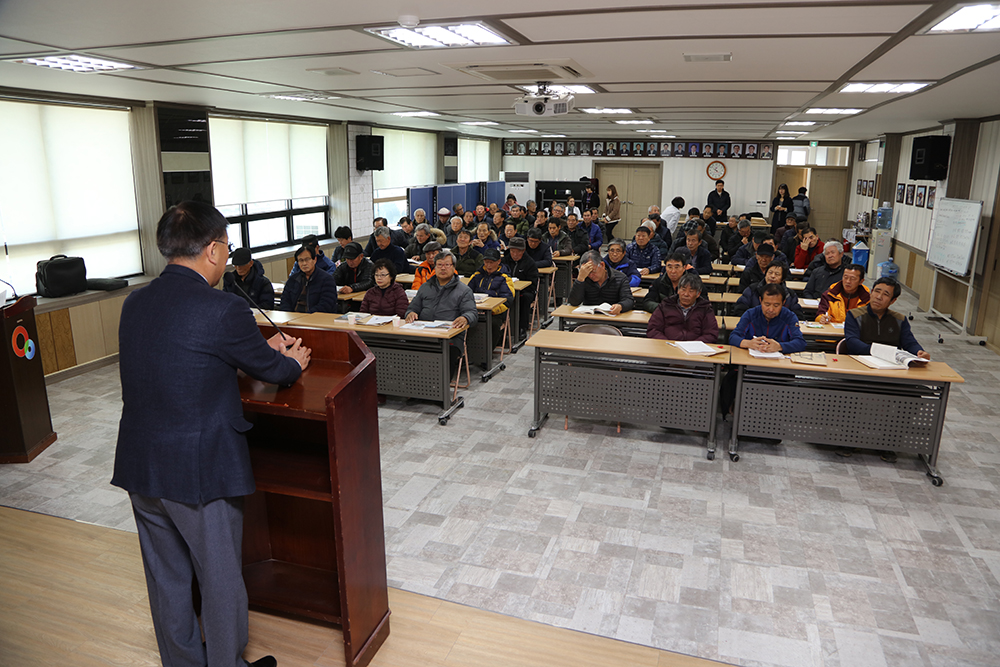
[0,36,58,56]
[855,32,1000,80]
[601,82,832,93]
[105,68,287,94]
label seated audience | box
[781,220,809,259]
[547,219,572,257]
[793,227,822,269]
[365,217,406,255]
[331,226,353,264]
[525,228,553,268]
[604,240,641,287]
[436,207,452,230]
[499,221,521,251]
[532,209,549,231]
[369,225,408,274]
[360,258,408,318]
[739,243,776,291]
[411,241,443,290]
[719,216,740,258]
[471,203,489,226]
[472,222,501,252]
[280,245,339,313]
[774,214,799,248]
[468,248,515,344]
[626,225,662,275]
[727,219,753,261]
[463,210,476,229]
[405,224,433,259]
[701,205,719,238]
[397,216,415,247]
[445,216,466,248]
[405,251,477,375]
[502,237,539,337]
[568,250,634,314]
[646,273,719,343]
[333,242,375,295]
[452,228,484,276]
[642,252,705,312]
[566,214,591,256]
[817,263,869,323]
[735,261,804,319]
[580,210,603,250]
[731,229,766,267]
[289,234,335,276]
[491,211,506,237]
[643,219,671,255]
[223,247,274,310]
[676,225,713,275]
[803,241,847,298]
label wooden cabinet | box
[238,326,389,667]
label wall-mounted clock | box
[707,160,726,180]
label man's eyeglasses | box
[213,240,235,254]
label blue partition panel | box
[435,184,464,215]
[485,181,505,208]
[463,182,480,211]
[408,186,435,218]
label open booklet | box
[400,319,454,330]
[336,313,395,326]
[790,351,827,366]
[853,342,929,369]
[670,341,726,356]
[572,302,616,316]
[473,292,490,303]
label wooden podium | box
[238,325,390,667]
[1,296,57,463]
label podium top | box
[2,296,36,319]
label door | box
[594,162,663,237]
[807,167,850,242]
[775,167,808,200]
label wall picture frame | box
[857,179,863,195]
[716,143,728,158]
[701,143,714,158]
[606,142,617,156]
[646,142,658,157]
[896,183,905,203]
[927,186,936,210]
[731,143,743,158]
[660,142,673,157]
[567,141,577,156]
[554,141,564,156]
[745,143,758,159]
[905,184,915,205]
[760,143,773,160]
[915,185,927,208]
[687,142,700,157]
[673,142,687,158]
[503,141,514,156]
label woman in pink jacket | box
[360,259,409,318]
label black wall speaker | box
[909,135,950,181]
[356,134,384,171]
[443,136,458,157]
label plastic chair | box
[572,324,623,336]
[835,338,846,354]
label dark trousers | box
[131,493,249,667]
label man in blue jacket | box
[626,225,662,276]
[113,201,310,667]
[604,240,641,287]
[280,245,339,313]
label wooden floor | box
[0,506,729,667]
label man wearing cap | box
[626,225,662,276]
[223,247,275,310]
[412,241,443,290]
[502,237,539,338]
[280,245,339,313]
[436,207,452,230]
[469,248,515,345]
[333,242,375,295]
[739,242,776,291]
[525,228,553,268]
[289,234,335,277]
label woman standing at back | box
[602,184,621,243]
[770,183,793,234]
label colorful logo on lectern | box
[12,325,35,360]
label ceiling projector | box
[514,92,574,116]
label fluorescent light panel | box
[518,84,595,95]
[9,55,137,72]
[784,121,816,126]
[580,108,632,114]
[367,23,513,48]
[509,129,538,133]
[805,108,863,114]
[391,111,440,117]
[649,135,676,138]
[614,119,654,125]
[540,134,566,138]
[263,92,339,101]
[460,121,498,126]
[928,3,1000,32]
[840,82,930,94]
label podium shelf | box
[248,441,332,500]
[244,560,342,624]
[239,359,356,421]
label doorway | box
[774,166,848,242]
[594,162,663,239]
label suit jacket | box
[112,264,302,504]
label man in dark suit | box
[113,201,311,667]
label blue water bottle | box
[878,256,899,280]
[876,205,893,230]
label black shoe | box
[880,450,898,463]
[246,657,277,667]
[835,447,858,457]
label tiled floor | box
[3,291,1000,667]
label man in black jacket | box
[524,228,553,268]
[334,242,375,296]
[502,237,539,336]
[223,247,274,310]
[707,179,731,226]
[803,241,847,298]
[568,250,634,314]
[739,243,776,291]
[566,214,591,256]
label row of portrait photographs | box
[857,179,876,198]
[503,140,774,160]
[897,182,936,210]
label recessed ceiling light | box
[927,3,1000,32]
[461,121,499,126]
[391,111,440,117]
[890,83,931,93]
[805,108,863,114]
[634,128,669,133]
[840,82,930,94]
[649,135,676,139]
[262,92,339,102]
[580,108,632,114]
[8,55,138,73]
[518,84,595,95]
[614,119,654,125]
[780,131,809,135]
[509,129,538,133]
[783,121,816,126]
[367,22,513,48]
[540,134,566,138]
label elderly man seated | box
[223,247,274,310]
[405,250,478,376]
[803,240,847,298]
[368,225,408,274]
[817,262,869,323]
[646,273,719,343]
[568,249,634,315]
[280,245,339,313]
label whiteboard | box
[925,198,983,276]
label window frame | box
[221,197,331,253]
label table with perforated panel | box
[552,304,651,337]
[525,330,731,458]
[728,347,964,484]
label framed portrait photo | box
[731,143,743,158]
[927,186,936,210]
[554,141,564,156]
[745,143,758,159]
[540,141,552,156]
[579,142,591,156]
[905,184,915,205]
[716,143,728,158]
[687,142,700,157]
[896,183,905,203]
[915,185,927,208]
[503,141,514,156]
[857,180,863,195]
[633,142,644,156]
[528,141,539,156]
[867,180,875,197]
[592,142,603,156]
[673,142,687,158]
[517,142,526,156]
[646,142,658,157]
[607,142,617,156]
[660,142,673,157]
[760,143,773,160]
[619,141,631,156]
[702,143,714,158]
[567,141,577,156]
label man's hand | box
[450,317,467,329]
[577,260,594,281]
[917,350,931,360]
[281,338,312,370]
[800,239,810,251]
[405,312,419,324]
[760,338,782,353]
[338,285,352,294]
[552,251,562,257]
[716,209,723,216]
[639,267,649,276]
[609,304,623,315]
[267,332,295,352]
[818,314,831,324]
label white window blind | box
[371,128,437,190]
[0,100,141,295]
[458,138,490,183]
[209,117,328,206]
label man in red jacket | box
[645,273,719,343]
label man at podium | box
[112,201,311,667]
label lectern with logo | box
[1,296,57,462]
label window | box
[458,138,490,182]
[371,128,437,190]
[0,100,141,295]
[374,187,409,224]
[209,117,331,251]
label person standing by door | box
[601,184,621,243]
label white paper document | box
[572,302,616,316]
[671,341,725,356]
[473,292,490,302]
[790,268,806,275]
[853,342,928,369]
[801,298,820,308]
[748,349,784,359]
[401,319,453,330]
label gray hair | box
[432,249,455,267]
[607,239,626,253]
[450,216,463,225]
[414,208,426,217]
[823,241,843,254]
[648,204,660,213]
[526,199,536,206]
[737,220,751,229]
[415,223,431,235]
[580,249,603,266]
[678,272,703,292]
[641,220,657,233]
[373,226,391,239]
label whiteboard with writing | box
[926,198,983,276]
